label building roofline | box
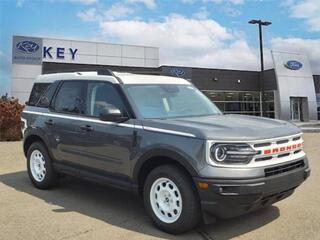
[160,65,275,73]
[12,35,159,49]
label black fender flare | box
[23,128,52,157]
[132,147,199,183]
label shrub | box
[0,94,25,141]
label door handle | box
[80,125,94,132]
[45,119,54,126]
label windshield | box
[124,84,222,119]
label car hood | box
[142,114,301,141]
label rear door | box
[49,81,86,166]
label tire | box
[143,164,201,234]
[27,141,58,189]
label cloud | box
[271,37,320,74]
[99,15,260,70]
[206,0,245,5]
[287,0,320,32]
[16,0,25,7]
[192,7,209,19]
[290,0,318,17]
[69,0,98,4]
[281,0,295,6]
[228,0,244,4]
[77,8,99,22]
[205,0,243,17]
[103,3,134,20]
[221,5,242,17]
[77,3,134,22]
[127,0,156,9]
[77,4,319,73]
[181,0,194,4]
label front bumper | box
[194,161,310,222]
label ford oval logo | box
[16,41,40,54]
[171,68,185,77]
[284,60,303,70]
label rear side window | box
[54,81,84,114]
[36,81,59,108]
[28,83,50,106]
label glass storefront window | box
[263,102,275,112]
[241,102,260,112]
[214,102,225,112]
[202,91,225,102]
[263,111,275,118]
[201,90,275,118]
[316,94,320,120]
[225,102,241,111]
[263,92,275,102]
[239,92,260,102]
[224,92,239,101]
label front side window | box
[124,84,221,119]
[84,82,126,117]
[54,81,84,114]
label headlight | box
[212,145,227,162]
[210,143,259,164]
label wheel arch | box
[23,134,47,157]
[133,149,199,195]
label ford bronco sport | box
[22,70,310,234]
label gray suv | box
[22,70,310,234]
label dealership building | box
[11,35,320,121]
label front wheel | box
[143,164,201,234]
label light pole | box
[248,19,272,117]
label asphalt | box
[0,133,319,240]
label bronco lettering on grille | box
[263,143,302,155]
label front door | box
[290,97,302,121]
[75,81,135,177]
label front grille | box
[278,153,290,158]
[254,142,271,148]
[255,156,272,161]
[276,139,289,145]
[293,136,301,141]
[252,134,304,163]
[264,160,305,177]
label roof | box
[35,71,191,85]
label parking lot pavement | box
[0,133,319,240]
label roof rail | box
[97,69,115,76]
[44,68,115,75]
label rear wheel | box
[143,164,201,234]
[27,142,58,189]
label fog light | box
[198,182,209,189]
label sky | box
[1,0,320,95]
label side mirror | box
[99,106,128,122]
